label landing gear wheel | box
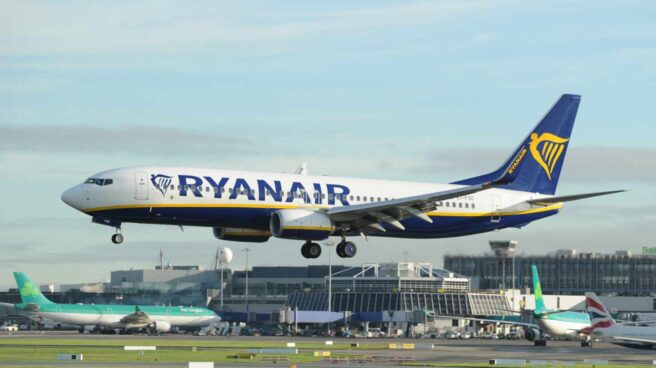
[336,243,346,258]
[342,241,357,258]
[336,241,357,258]
[111,233,124,244]
[307,242,321,258]
[581,340,592,347]
[301,242,322,258]
[301,243,311,258]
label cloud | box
[0,124,253,156]
[382,147,656,183]
[0,1,494,57]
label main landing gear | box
[300,239,358,259]
[301,241,322,259]
[111,228,123,244]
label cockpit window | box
[84,178,113,186]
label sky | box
[1,1,655,289]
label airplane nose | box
[61,186,80,209]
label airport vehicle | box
[6,272,220,334]
[0,324,18,332]
[585,292,656,349]
[61,94,622,258]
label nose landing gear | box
[111,228,123,244]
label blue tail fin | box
[454,94,580,195]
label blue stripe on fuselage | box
[88,206,559,238]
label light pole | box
[324,240,335,336]
[242,248,251,322]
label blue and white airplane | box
[61,94,621,258]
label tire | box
[336,243,347,258]
[112,233,124,244]
[343,242,357,258]
[307,243,322,258]
[301,243,311,258]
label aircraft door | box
[491,194,501,223]
[134,171,149,200]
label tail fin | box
[531,265,548,315]
[454,94,580,195]
[585,292,615,330]
[13,272,54,305]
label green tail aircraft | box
[8,272,220,333]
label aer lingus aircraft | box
[438,265,592,347]
[6,272,220,333]
[61,94,622,258]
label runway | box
[1,331,655,367]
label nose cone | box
[61,185,81,209]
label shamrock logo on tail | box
[20,282,40,298]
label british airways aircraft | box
[61,95,621,259]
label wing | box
[613,336,656,344]
[435,315,538,328]
[326,149,526,233]
[328,183,499,232]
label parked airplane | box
[585,292,656,349]
[522,265,592,346]
[5,272,220,333]
[443,265,592,346]
[61,94,622,258]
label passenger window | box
[171,185,175,190]
[459,202,463,208]
[377,197,381,202]
[177,185,181,190]
[472,203,475,209]
[357,196,361,201]
[446,202,450,207]
[370,197,374,202]
[221,188,226,193]
[206,187,210,192]
[229,188,233,193]
[350,195,354,200]
[328,194,334,200]
[322,193,326,199]
[251,189,255,196]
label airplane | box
[61,94,623,258]
[439,264,592,346]
[521,265,592,346]
[4,272,220,334]
[585,292,656,349]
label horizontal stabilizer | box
[527,190,625,204]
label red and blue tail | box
[454,94,580,195]
[584,292,615,333]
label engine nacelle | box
[213,227,270,243]
[149,320,171,333]
[270,209,334,240]
[524,327,540,341]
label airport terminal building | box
[445,248,656,296]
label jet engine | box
[270,209,334,240]
[149,320,171,333]
[524,327,540,341]
[212,227,270,243]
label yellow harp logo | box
[529,132,569,180]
